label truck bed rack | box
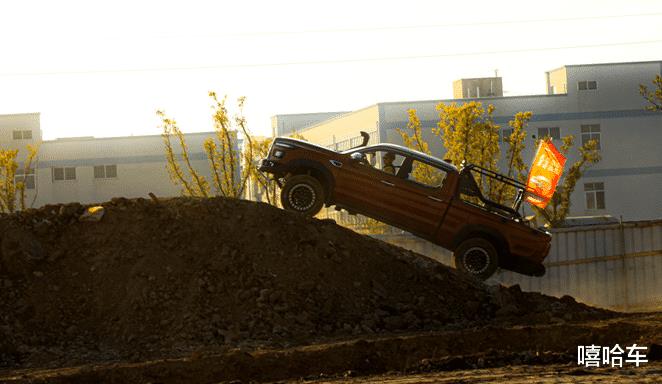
[460,164,532,219]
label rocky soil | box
[0,196,649,383]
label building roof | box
[296,105,377,133]
[46,131,217,143]
[545,59,662,73]
[272,111,349,118]
[376,93,566,108]
[0,112,40,117]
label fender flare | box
[452,224,510,257]
[283,159,336,202]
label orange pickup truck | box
[259,134,551,280]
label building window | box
[581,124,601,149]
[65,167,76,180]
[15,168,35,189]
[94,165,117,179]
[93,166,104,179]
[537,127,560,140]
[578,80,598,91]
[12,130,32,140]
[53,167,76,181]
[584,182,605,210]
[500,128,513,143]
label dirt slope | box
[0,197,611,369]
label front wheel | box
[453,238,499,281]
[280,174,325,216]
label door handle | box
[329,160,343,168]
[427,195,444,202]
[380,180,395,187]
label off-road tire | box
[280,174,325,216]
[453,237,499,281]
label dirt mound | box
[0,197,611,369]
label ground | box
[0,197,659,383]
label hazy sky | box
[1,0,661,139]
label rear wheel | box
[453,237,499,281]
[280,174,325,216]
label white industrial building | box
[2,60,661,219]
[271,111,349,137]
[0,112,224,208]
[273,60,662,221]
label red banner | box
[525,140,567,209]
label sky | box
[1,0,662,140]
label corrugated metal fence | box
[374,219,662,312]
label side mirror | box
[350,152,366,161]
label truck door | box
[388,158,452,238]
[331,148,408,217]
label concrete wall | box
[32,132,222,206]
[271,111,349,137]
[0,112,41,144]
[565,61,662,112]
[0,112,42,162]
[298,105,380,148]
[375,220,662,312]
[0,113,42,209]
[546,67,567,95]
[497,220,662,312]
[453,77,503,98]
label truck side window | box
[404,160,447,188]
[361,150,406,174]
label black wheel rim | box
[463,247,489,274]
[288,184,316,211]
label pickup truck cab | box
[259,136,551,280]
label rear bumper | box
[503,255,546,277]
[542,240,552,259]
[501,239,550,277]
